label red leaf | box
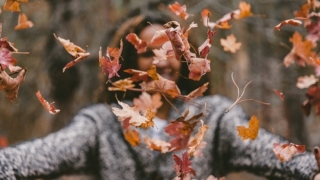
[173,152,196,179]
[273,143,305,162]
[168,2,189,20]
[0,68,26,101]
[165,27,185,61]
[273,89,284,101]
[126,33,147,54]
[36,90,60,114]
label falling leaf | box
[273,143,305,162]
[36,90,60,115]
[144,136,172,153]
[150,30,169,46]
[0,68,26,101]
[296,75,319,89]
[220,34,241,53]
[187,120,209,157]
[108,78,135,92]
[173,152,196,179]
[112,100,149,127]
[3,0,28,12]
[0,48,17,70]
[283,32,316,67]
[168,2,189,20]
[139,107,156,129]
[302,84,320,116]
[294,3,310,18]
[273,89,284,101]
[165,27,185,61]
[188,58,211,81]
[126,33,147,54]
[274,19,302,31]
[198,30,217,58]
[185,82,209,101]
[234,1,253,20]
[133,92,163,113]
[237,115,259,140]
[99,41,123,79]
[53,34,90,72]
[124,129,140,147]
[147,65,159,80]
[14,13,33,30]
[0,136,8,148]
[201,9,217,29]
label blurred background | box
[0,0,316,179]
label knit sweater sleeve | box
[0,104,108,180]
[209,95,318,180]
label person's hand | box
[313,147,320,180]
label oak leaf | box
[112,100,149,127]
[36,90,60,115]
[220,34,241,53]
[14,13,33,30]
[273,143,305,162]
[54,34,90,72]
[237,115,259,140]
[0,68,26,101]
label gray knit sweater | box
[0,95,317,180]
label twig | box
[225,72,270,113]
[161,93,182,117]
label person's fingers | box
[314,146,320,170]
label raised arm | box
[208,95,318,179]
[0,105,104,179]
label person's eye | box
[139,50,155,58]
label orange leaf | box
[234,1,253,20]
[294,3,310,18]
[150,30,169,46]
[220,34,241,53]
[126,33,147,54]
[108,78,135,92]
[274,19,302,31]
[124,129,140,147]
[0,68,26,101]
[144,136,172,153]
[36,90,60,114]
[53,34,90,72]
[188,58,211,81]
[273,143,305,162]
[139,107,155,129]
[237,115,259,140]
[168,2,189,20]
[273,89,284,101]
[3,0,28,12]
[14,13,33,30]
[187,120,209,157]
[185,82,209,101]
[133,92,163,113]
[147,65,159,80]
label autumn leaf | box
[273,143,305,162]
[0,68,26,101]
[294,3,310,18]
[14,13,33,31]
[0,136,8,148]
[108,78,135,92]
[99,42,122,79]
[124,69,149,82]
[0,37,18,53]
[220,34,241,53]
[188,58,211,81]
[187,120,209,157]
[273,89,284,101]
[124,129,140,147]
[283,31,316,67]
[274,19,302,31]
[133,92,163,113]
[185,82,209,101]
[36,90,60,115]
[234,1,253,20]
[198,30,216,59]
[144,136,172,153]
[53,34,90,72]
[165,27,185,61]
[302,84,320,116]
[147,65,159,80]
[173,152,196,180]
[126,33,147,54]
[201,9,217,29]
[237,115,259,140]
[152,48,167,64]
[112,100,149,127]
[150,30,169,46]
[139,107,156,129]
[296,75,319,89]
[0,48,17,70]
[3,0,28,12]
[168,2,189,20]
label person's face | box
[138,24,181,82]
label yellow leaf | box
[237,115,259,140]
[124,129,140,147]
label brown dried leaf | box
[36,90,60,114]
[0,68,26,101]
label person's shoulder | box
[195,94,234,106]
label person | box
[0,2,319,180]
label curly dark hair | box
[96,2,211,104]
